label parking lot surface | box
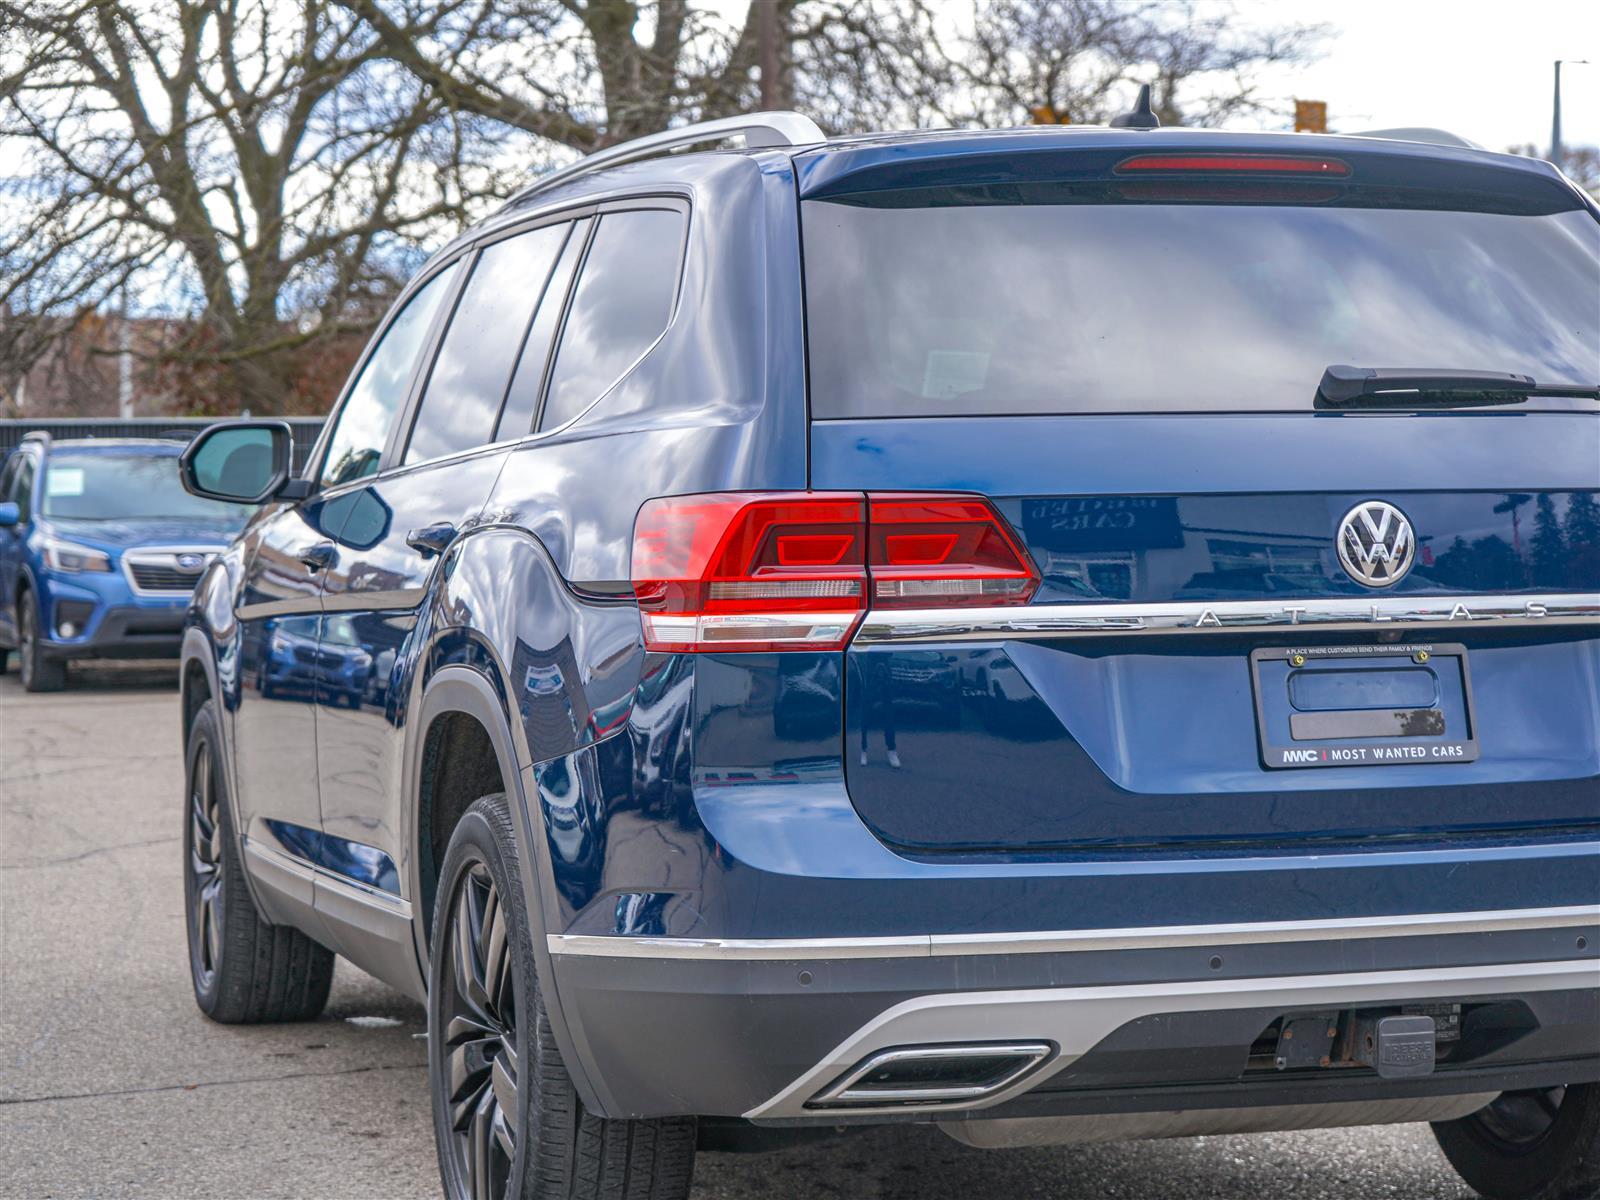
[0,668,1480,1198]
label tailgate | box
[816,413,1600,852]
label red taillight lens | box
[632,493,867,652]
[631,492,1038,651]
[868,495,1039,609]
[1114,153,1351,176]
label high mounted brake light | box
[1114,154,1351,176]
[631,492,1038,652]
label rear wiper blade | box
[1316,364,1600,408]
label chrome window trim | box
[121,545,225,596]
[852,592,1600,645]
[547,903,1600,962]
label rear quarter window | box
[540,208,686,432]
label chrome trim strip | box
[243,836,410,917]
[314,866,413,920]
[548,932,928,961]
[852,592,1600,645]
[547,904,1599,962]
[746,958,1600,1118]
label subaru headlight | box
[43,538,112,573]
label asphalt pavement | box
[0,664,1480,1199]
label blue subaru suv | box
[0,434,250,690]
[174,110,1599,1200]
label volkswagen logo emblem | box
[1336,501,1416,588]
[175,553,206,573]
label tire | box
[18,588,66,692]
[184,699,334,1023]
[428,793,696,1200]
[1433,1085,1600,1200]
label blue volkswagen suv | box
[0,434,250,690]
[175,111,1600,1200]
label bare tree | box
[3,0,1323,415]
[0,0,512,412]
[347,1,1322,144]
[932,0,1325,129]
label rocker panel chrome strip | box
[851,592,1600,645]
[547,904,1600,962]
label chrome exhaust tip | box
[805,1042,1055,1110]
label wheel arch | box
[407,665,607,1113]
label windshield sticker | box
[45,467,85,497]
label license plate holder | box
[1250,642,1479,770]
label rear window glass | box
[803,200,1600,416]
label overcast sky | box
[1241,0,1599,152]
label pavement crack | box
[0,1062,426,1107]
[0,834,180,870]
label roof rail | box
[509,111,826,206]
[1345,127,1481,150]
[20,430,50,447]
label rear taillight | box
[631,492,1037,652]
[867,494,1038,608]
[631,492,867,653]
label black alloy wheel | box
[182,698,334,1023]
[438,860,519,1200]
[186,736,225,994]
[428,794,695,1200]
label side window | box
[539,209,685,432]
[405,223,570,465]
[320,261,459,489]
[495,218,590,442]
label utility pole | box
[117,286,133,418]
[1551,59,1590,170]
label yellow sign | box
[1295,100,1328,133]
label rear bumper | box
[531,651,1600,1125]
[545,908,1600,1122]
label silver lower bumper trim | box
[938,1093,1499,1148]
[548,904,1600,962]
[744,958,1600,1119]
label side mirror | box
[0,501,18,528]
[179,422,297,504]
